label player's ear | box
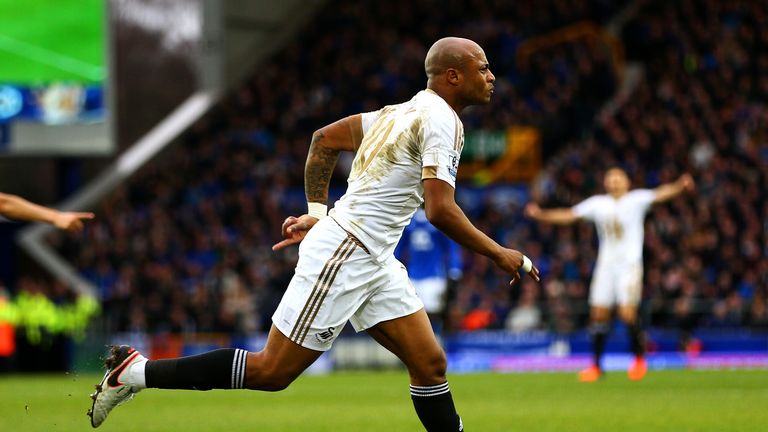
[446,68,461,86]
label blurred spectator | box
[506,279,542,332]
[461,299,497,332]
[749,295,768,330]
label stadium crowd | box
[41,0,766,340]
[454,0,768,340]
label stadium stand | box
[526,0,768,344]
[33,0,766,346]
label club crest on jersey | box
[449,155,459,179]
[315,327,336,344]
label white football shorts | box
[272,217,424,351]
[412,277,448,314]
[589,260,643,307]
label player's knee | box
[245,368,296,391]
[591,310,611,323]
[618,308,638,324]
[409,350,448,383]
[253,374,294,392]
[620,314,637,325]
[243,353,298,392]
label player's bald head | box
[425,37,483,79]
[424,37,494,112]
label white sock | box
[126,357,148,390]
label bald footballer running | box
[88,37,539,431]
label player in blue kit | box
[396,208,463,331]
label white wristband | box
[522,255,533,273]
[307,202,328,220]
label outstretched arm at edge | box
[653,173,695,204]
[0,192,94,232]
[524,202,580,225]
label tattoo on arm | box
[305,131,340,204]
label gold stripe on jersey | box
[451,110,464,152]
[422,166,438,179]
[289,237,352,342]
[296,239,357,345]
[352,118,392,176]
[451,110,459,151]
[356,119,396,176]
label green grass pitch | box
[0,0,105,84]
[1,369,767,431]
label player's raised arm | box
[524,202,580,225]
[272,114,364,250]
[0,192,94,232]
[652,173,695,204]
[423,178,539,284]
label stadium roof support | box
[15,0,326,299]
[17,92,214,299]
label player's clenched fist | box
[492,247,540,285]
[677,173,695,192]
[524,202,541,219]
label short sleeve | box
[360,110,382,135]
[628,189,655,213]
[420,108,462,188]
[572,196,601,221]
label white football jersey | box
[330,89,464,260]
[572,189,655,264]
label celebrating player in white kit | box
[88,37,539,431]
[525,168,694,382]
